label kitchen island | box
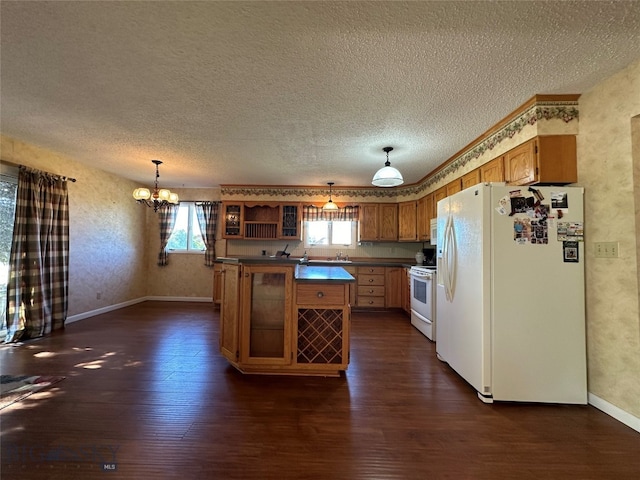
[218,259,355,376]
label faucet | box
[336,251,342,260]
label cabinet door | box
[461,169,481,190]
[433,186,447,218]
[213,263,223,305]
[446,179,462,197]
[536,135,577,184]
[402,267,411,314]
[240,265,293,365]
[220,264,241,362]
[385,267,403,308]
[398,201,417,241]
[222,202,244,238]
[417,195,431,241]
[480,156,505,183]
[504,140,536,185]
[379,204,398,241]
[358,204,379,241]
[280,203,301,239]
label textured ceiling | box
[1,1,639,189]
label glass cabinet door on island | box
[240,265,293,365]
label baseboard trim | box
[66,296,213,324]
[66,297,148,324]
[589,392,640,433]
[145,296,213,303]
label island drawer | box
[296,283,346,305]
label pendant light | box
[132,160,179,212]
[322,182,339,211]
[372,146,404,187]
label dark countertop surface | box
[216,256,421,268]
[294,265,355,282]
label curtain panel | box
[302,205,359,221]
[195,201,220,267]
[5,167,69,342]
[157,204,178,266]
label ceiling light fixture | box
[132,160,179,212]
[372,146,404,187]
[322,182,339,211]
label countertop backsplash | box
[223,239,423,261]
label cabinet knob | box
[369,278,374,283]
[317,291,324,298]
[369,289,374,293]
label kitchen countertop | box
[294,265,355,282]
[215,256,419,268]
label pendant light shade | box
[372,146,404,187]
[322,182,339,211]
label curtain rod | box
[1,160,77,182]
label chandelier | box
[372,146,404,187]
[132,160,179,212]
[322,182,339,211]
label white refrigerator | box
[436,183,587,404]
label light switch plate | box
[594,242,619,258]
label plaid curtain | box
[195,201,220,267]
[157,204,178,266]
[303,205,359,221]
[5,167,69,342]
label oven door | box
[410,272,435,341]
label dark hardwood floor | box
[1,301,638,479]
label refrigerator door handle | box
[443,215,454,301]
[446,216,457,300]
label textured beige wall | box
[578,59,640,418]
[145,187,219,299]
[1,135,148,316]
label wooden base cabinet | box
[219,262,351,377]
[294,282,350,375]
[240,265,293,366]
[356,266,385,308]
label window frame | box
[166,202,206,254]
[303,219,357,249]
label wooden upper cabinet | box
[279,203,301,240]
[433,186,447,218]
[379,204,398,241]
[480,156,505,183]
[446,178,462,197]
[461,169,481,190]
[222,202,244,238]
[359,203,398,242]
[417,194,433,241]
[504,135,577,186]
[221,202,302,240]
[398,201,418,242]
[358,204,379,241]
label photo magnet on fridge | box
[563,241,579,263]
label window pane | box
[306,221,329,245]
[191,207,205,250]
[167,205,188,250]
[331,221,352,245]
